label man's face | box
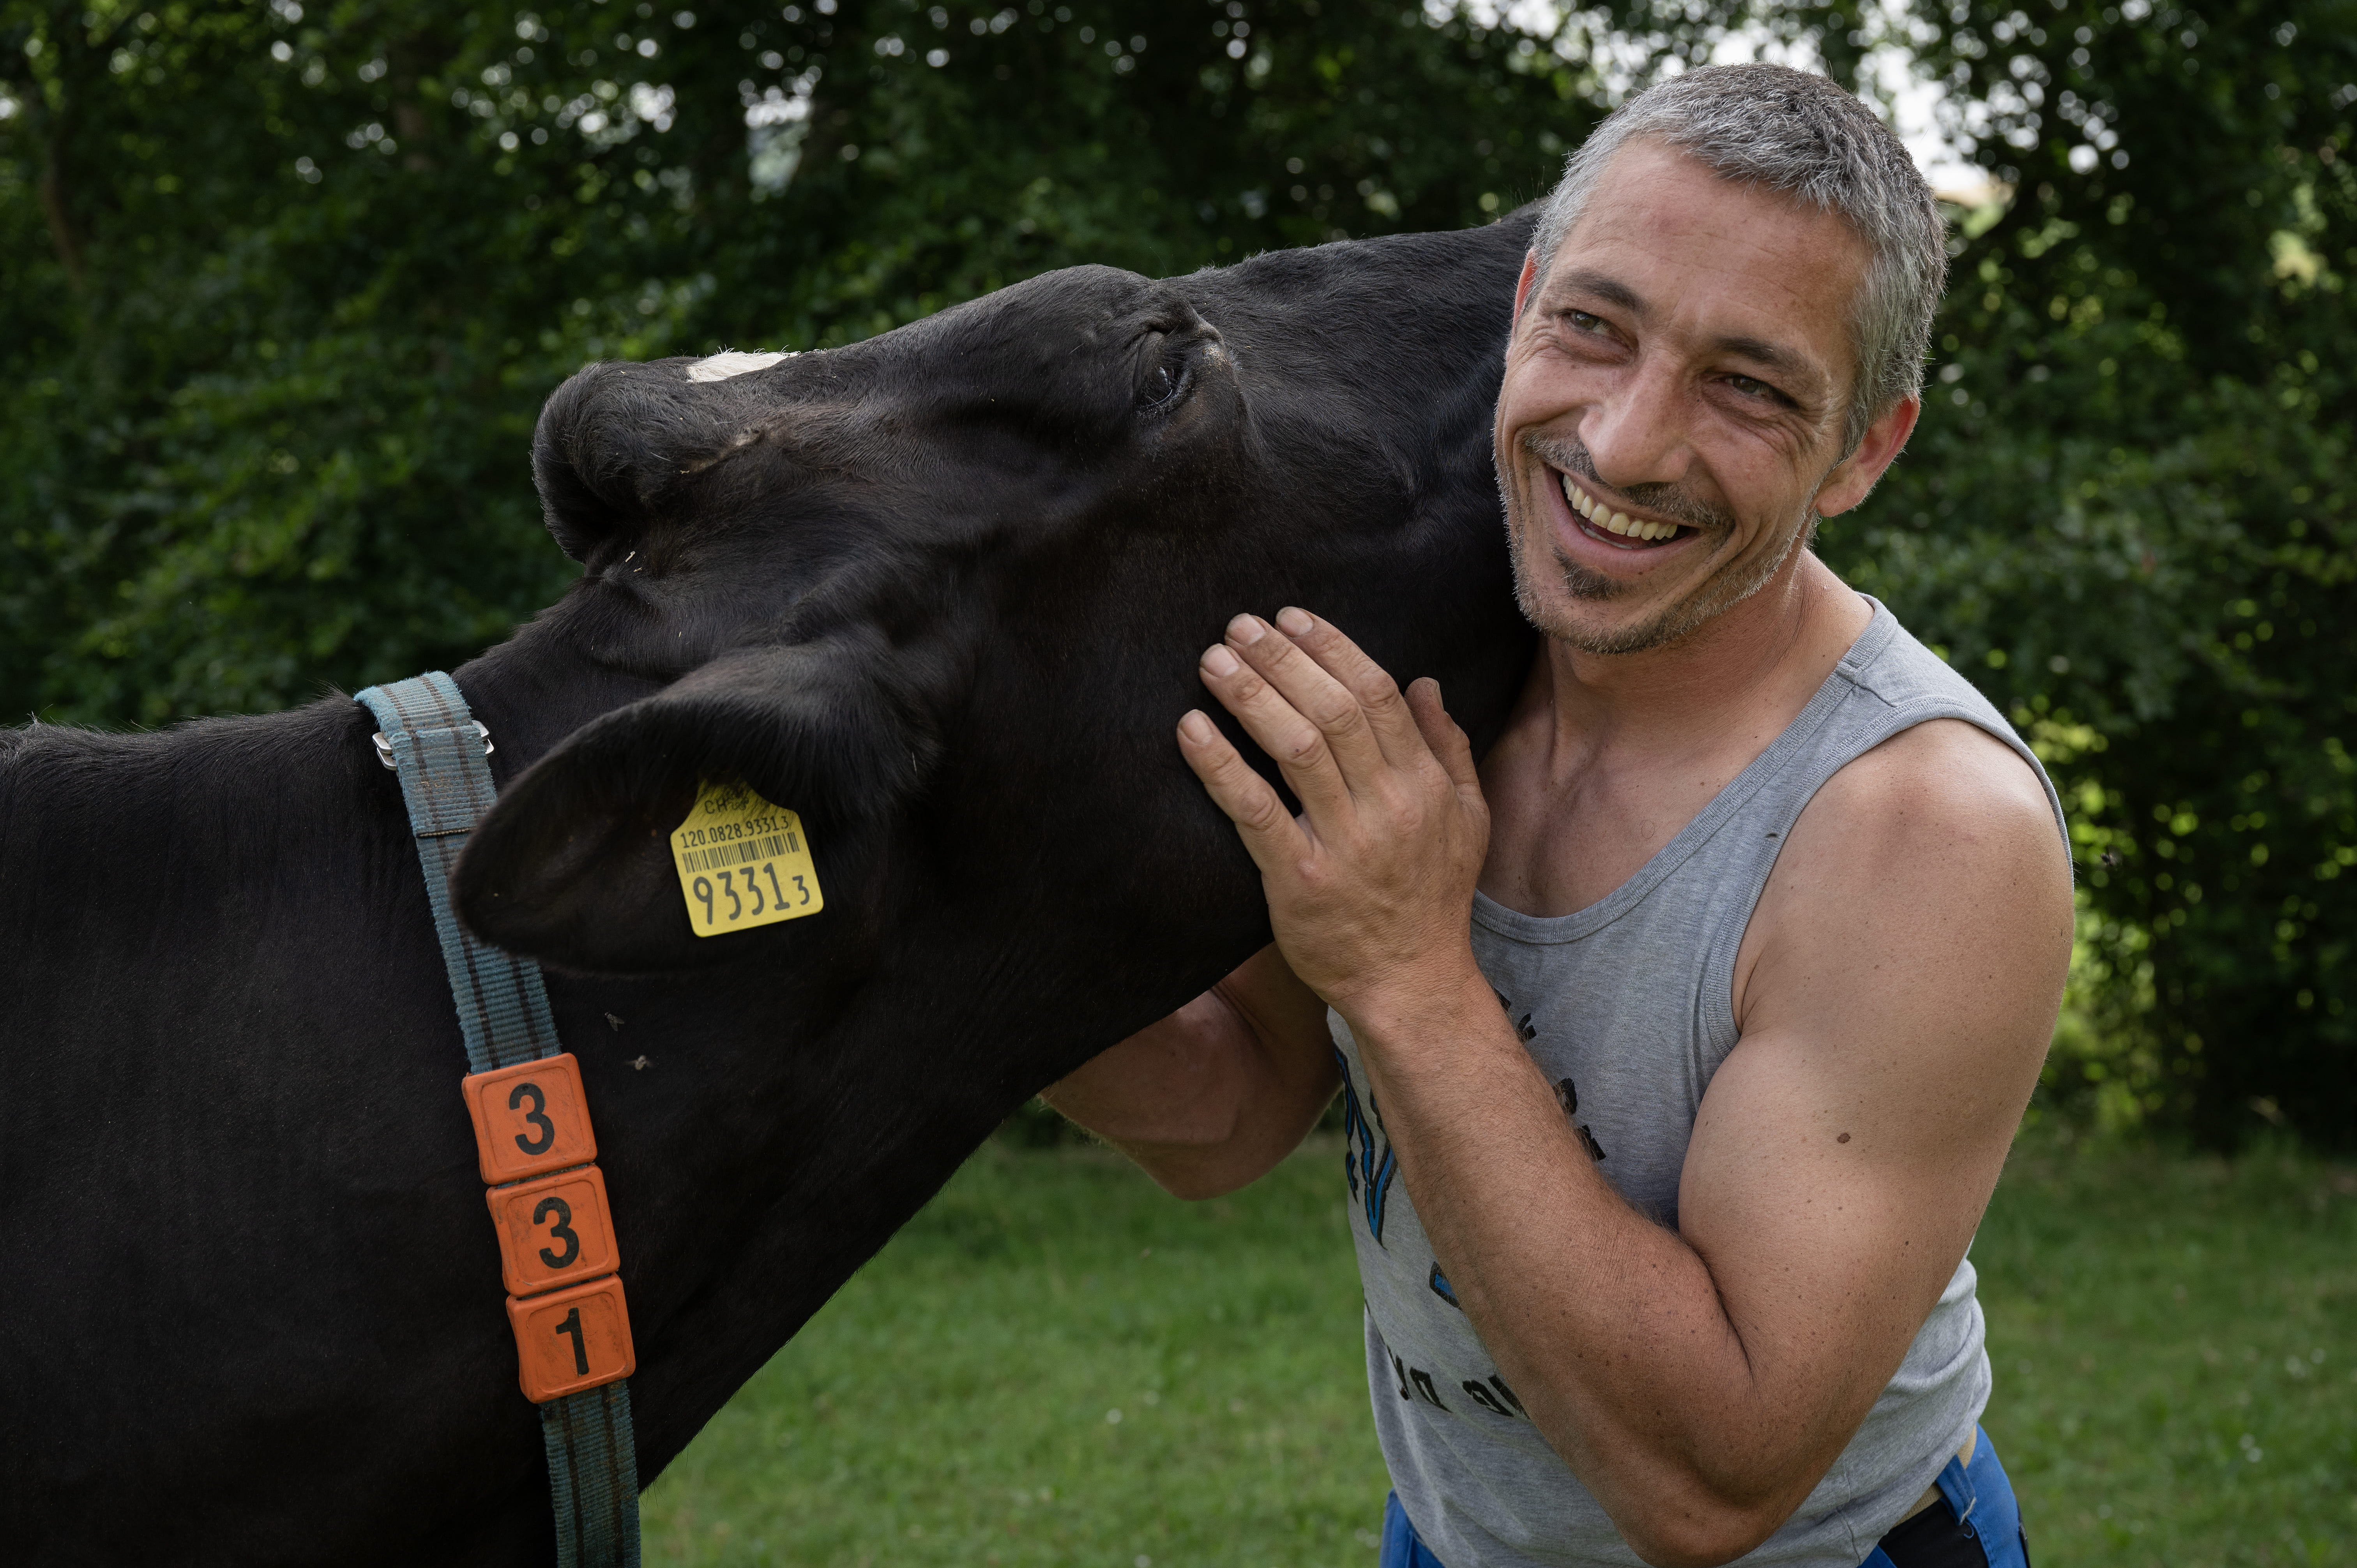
[1495,139,1896,655]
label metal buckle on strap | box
[372,720,494,770]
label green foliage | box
[5,0,2355,1144]
[644,1133,2357,1565]
[0,0,1616,722]
[1816,0,2357,1147]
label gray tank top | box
[1329,600,2067,1568]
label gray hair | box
[1532,63,1947,455]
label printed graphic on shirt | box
[1461,1373,1527,1419]
[1376,1322,1527,1423]
[1428,1261,1461,1310]
[1553,1077,1608,1162]
[1495,987,1606,1162]
[1335,1047,1398,1248]
[1387,1345,1454,1412]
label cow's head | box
[454,220,1538,1014]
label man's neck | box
[1479,551,1873,918]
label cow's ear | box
[451,630,945,973]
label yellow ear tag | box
[670,780,824,936]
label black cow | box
[0,211,1538,1563]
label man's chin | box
[1515,546,1786,657]
[1508,507,1811,657]
[1510,543,1695,656]
[1519,592,1696,657]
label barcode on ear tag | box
[670,780,824,936]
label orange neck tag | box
[461,1054,597,1185]
[670,780,824,937]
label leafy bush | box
[0,0,1602,721]
[4,0,2352,1145]
[1820,0,2357,1147]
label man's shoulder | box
[1737,711,2068,972]
[1841,605,2011,721]
[1731,712,2074,1063]
[1813,600,2066,867]
[1754,715,2062,972]
[1813,715,2063,869]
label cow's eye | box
[1137,358,1190,413]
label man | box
[1046,64,2071,1568]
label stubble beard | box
[1498,430,1815,657]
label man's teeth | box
[1559,471,1679,542]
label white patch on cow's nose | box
[686,350,792,383]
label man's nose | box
[1578,357,1693,494]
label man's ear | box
[1815,394,1921,517]
[451,628,950,973]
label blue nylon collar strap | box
[358,671,642,1568]
[359,672,560,1075]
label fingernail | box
[1202,645,1240,676]
[1275,606,1313,636]
[1227,614,1266,645]
[1178,710,1216,742]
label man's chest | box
[1475,752,1741,916]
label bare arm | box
[1353,722,2067,1564]
[1177,611,2072,1568]
[1040,944,1339,1199]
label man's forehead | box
[1566,138,1869,259]
[1538,145,1866,389]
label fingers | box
[1270,608,1430,770]
[1193,609,1472,837]
[1176,708,1311,873]
[1406,677,1481,796]
[1198,618,1368,816]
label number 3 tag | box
[670,780,824,938]
[460,1054,597,1185]
[486,1165,620,1298]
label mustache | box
[1518,431,1736,536]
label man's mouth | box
[1557,470,1686,547]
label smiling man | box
[1046,64,2072,1568]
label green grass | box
[643,1138,1390,1567]
[643,1130,2357,1567]
[1972,1130,2357,1567]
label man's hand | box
[1177,607,1490,1017]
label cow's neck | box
[447,616,671,786]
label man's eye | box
[1726,374,1779,401]
[1566,310,1608,334]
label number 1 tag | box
[670,780,824,937]
[508,1274,636,1401]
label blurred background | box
[5,4,2352,1562]
[7,0,2352,1151]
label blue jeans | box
[1380,1426,2030,1568]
